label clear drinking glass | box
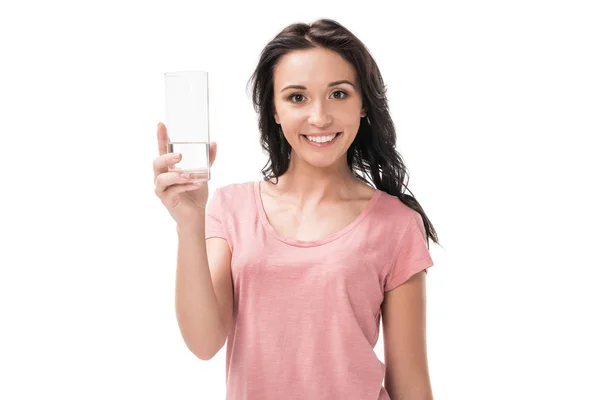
[164,70,211,182]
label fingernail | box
[173,153,181,158]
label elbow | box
[188,344,216,361]
[188,337,226,361]
[195,350,216,361]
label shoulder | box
[368,190,425,240]
[214,181,254,198]
[209,181,256,211]
[375,190,419,221]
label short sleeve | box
[384,211,434,292]
[205,188,229,244]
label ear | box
[360,107,367,118]
[274,113,280,124]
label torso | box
[258,179,377,242]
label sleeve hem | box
[205,233,232,253]
[384,257,434,293]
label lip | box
[301,132,342,147]
[303,132,338,137]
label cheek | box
[334,101,362,120]
[278,107,302,120]
[337,111,362,128]
[278,111,304,131]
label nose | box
[307,100,332,128]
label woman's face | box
[272,47,366,169]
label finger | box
[153,152,181,181]
[209,142,217,167]
[157,122,169,156]
[161,182,204,206]
[154,170,190,194]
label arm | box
[381,270,433,400]
[175,220,234,360]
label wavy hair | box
[247,19,439,247]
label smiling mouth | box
[301,132,341,144]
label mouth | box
[301,132,342,147]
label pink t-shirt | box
[205,181,434,400]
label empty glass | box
[164,70,211,182]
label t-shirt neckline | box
[253,180,382,248]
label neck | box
[269,151,359,206]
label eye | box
[331,90,348,99]
[288,93,305,103]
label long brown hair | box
[247,19,439,247]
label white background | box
[1,0,599,399]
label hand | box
[153,122,217,228]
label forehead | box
[273,47,357,88]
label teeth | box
[306,133,337,143]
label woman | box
[153,18,439,400]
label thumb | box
[209,142,217,167]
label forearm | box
[174,219,226,360]
[385,366,434,400]
[386,382,434,400]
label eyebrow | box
[280,80,356,93]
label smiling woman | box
[155,17,440,400]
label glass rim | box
[164,70,208,78]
